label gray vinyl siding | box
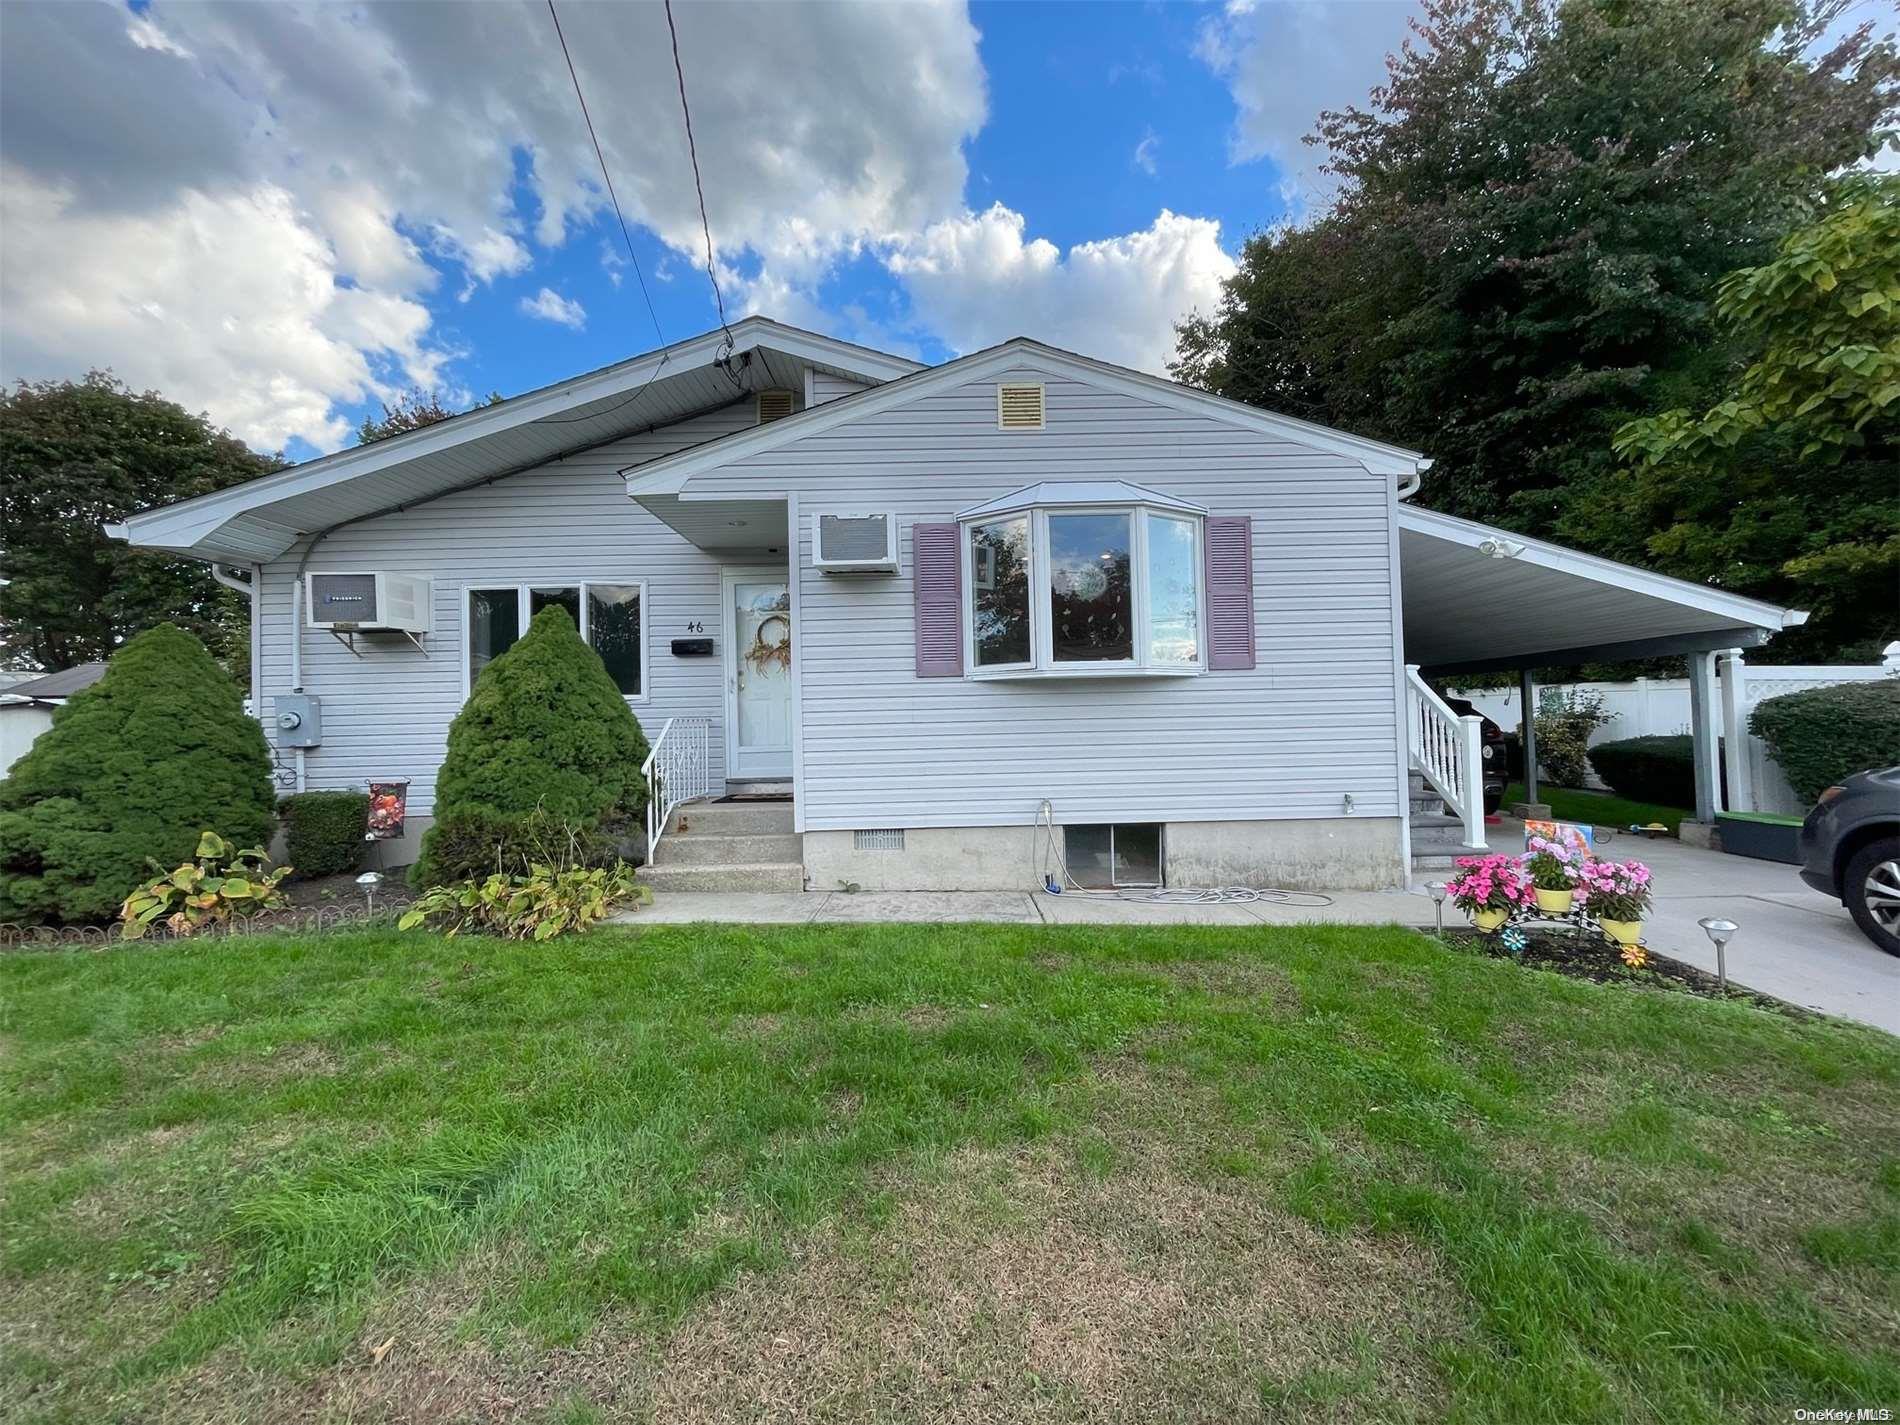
[695,362,1402,832]
[809,372,870,406]
[255,403,761,813]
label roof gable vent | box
[756,389,796,424]
[997,382,1044,430]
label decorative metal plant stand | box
[1470,901,1647,962]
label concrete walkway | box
[612,823,1900,1035]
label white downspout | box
[287,564,307,792]
[209,563,261,713]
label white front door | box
[724,570,793,780]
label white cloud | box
[1132,129,1161,177]
[520,287,587,330]
[0,167,435,452]
[1,0,987,451]
[1195,0,1418,214]
[885,206,1236,375]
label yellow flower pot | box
[1533,887,1574,916]
[1600,918,1644,947]
[1471,907,1509,933]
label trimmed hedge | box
[413,605,650,886]
[1750,679,1900,803]
[1587,735,1697,808]
[279,791,369,878]
[0,624,275,924]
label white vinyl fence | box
[1449,650,1898,816]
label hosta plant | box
[119,831,291,940]
[398,861,649,941]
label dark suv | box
[1444,697,1508,815]
[1798,766,1900,956]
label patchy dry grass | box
[3,921,1898,1423]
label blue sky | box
[0,0,1416,460]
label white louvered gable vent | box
[756,389,796,424]
[997,382,1045,430]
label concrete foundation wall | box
[1165,817,1403,891]
[803,817,1405,893]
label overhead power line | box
[663,0,736,354]
[547,0,666,354]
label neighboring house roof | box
[625,336,1431,503]
[107,317,923,564]
[0,662,106,703]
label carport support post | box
[1687,650,1723,825]
[1519,668,1538,805]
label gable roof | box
[624,337,1430,502]
[0,662,106,703]
[108,317,922,563]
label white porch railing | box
[1406,665,1486,850]
[642,716,715,864]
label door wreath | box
[745,612,792,674]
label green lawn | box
[1504,781,1692,834]
[3,923,1897,1423]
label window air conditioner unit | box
[812,512,898,574]
[306,572,433,653]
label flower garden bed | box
[1435,927,1811,1017]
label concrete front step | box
[667,799,795,836]
[1409,813,1475,847]
[1410,845,1490,873]
[637,860,805,893]
[658,831,803,867]
[1410,793,1446,815]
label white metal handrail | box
[1406,665,1486,850]
[641,716,714,864]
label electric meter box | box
[273,693,323,749]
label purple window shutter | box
[912,522,964,677]
[1204,515,1255,670]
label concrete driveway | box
[613,824,1900,1036]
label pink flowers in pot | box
[1575,858,1654,921]
[1523,836,1582,893]
[1446,853,1535,915]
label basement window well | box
[1064,823,1163,889]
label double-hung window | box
[465,581,646,698]
[959,484,1206,677]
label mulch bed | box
[1435,928,1813,1019]
[282,870,409,911]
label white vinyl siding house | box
[112,316,1805,891]
[251,404,761,813]
[690,362,1403,833]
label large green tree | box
[0,373,281,673]
[1604,177,1898,660]
[1174,0,1896,658]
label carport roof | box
[1399,506,1806,674]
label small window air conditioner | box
[812,512,898,574]
[306,572,433,633]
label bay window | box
[959,485,1206,677]
[466,581,646,698]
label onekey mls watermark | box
[1791,1410,1893,1422]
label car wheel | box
[1843,837,1900,957]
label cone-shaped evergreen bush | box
[0,623,275,923]
[413,605,649,886]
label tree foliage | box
[0,623,276,924]
[1174,0,1897,662]
[357,388,503,445]
[413,606,649,887]
[0,373,280,673]
[1608,178,1898,658]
